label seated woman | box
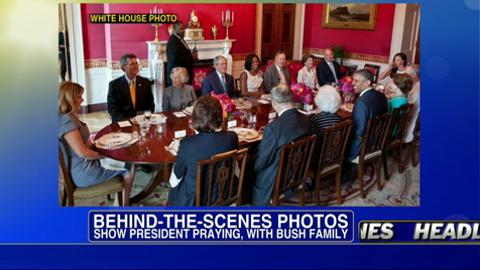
[58,82,135,205]
[168,96,239,206]
[310,85,343,139]
[385,73,413,112]
[297,54,320,90]
[239,53,264,97]
[162,67,197,111]
[378,52,408,81]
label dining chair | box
[234,78,241,97]
[357,113,392,198]
[364,64,381,83]
[409,113,420,167]
[58,140,124,206]
[382,104,413,180]
[195,147,248,206]
[313,120,352,205]
[271,134,317,206]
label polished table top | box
[95,98,352,165]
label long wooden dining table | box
[94,97,352,204]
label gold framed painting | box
[322,4,377,30]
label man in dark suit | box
[317,48,343,86]
[263,50,291,93]
[166,21,195,86]
[201,55,236,98]
[107,53,154,122]
[252,84,310,206]
[346,69,388,162]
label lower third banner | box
[88,210,354,243]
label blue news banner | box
[89,210,354,242]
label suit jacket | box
[252,108,310,206]
[346,89,388,161]
[316,60,342,86]
[166,34,194,86]
[263,64,291,93]
[168,131,239,206]
[107,75,154,122]
[201,71,236,98]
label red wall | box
[82,4,256,61]
[81,4,106,59]
[303,4,395,57]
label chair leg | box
[396,147,405,173]
[376,161,383,190]
[314,175,321,206]
[117,191,124,206]
[358,165,366,199]
[382,150,390,181]
[335,170,343,205]
[300,185,305,206]
[412,141,419,167]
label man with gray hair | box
[252,84,310,206]
[201,55,236,97]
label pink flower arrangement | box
[210,92,236,113]
[290,83,313,105]
[339,76,354,93]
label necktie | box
[130,80,136,109]
[221,74,227,92]
[328,61,338,83]
[278,68,287,84]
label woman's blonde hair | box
[170,67,190,84]
[58,81,83,114]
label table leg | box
[130,164,172,204]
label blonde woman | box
[163,67,197,111]
[58,82,135,205]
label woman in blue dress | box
[58,82,135,205]
[385,73,413,112]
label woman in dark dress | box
[168,96,239,206]
[58,82,135,205]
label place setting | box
[95,131,138,150]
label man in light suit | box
[263,50,291,93]
[346,69,388,162]
[252,84,310,206]
[166,21,195,86]
[201,55,236,98]
[107,53,154,122]
[316,48,343,86]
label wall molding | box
[304,48,389,64]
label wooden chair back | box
[360,113,392,162]
[272,134,316,206]
[364,64,381,83]
[195,148,248,206]
[316,120,353,175]
[58,139,77,206]
[388,104,413,144]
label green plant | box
[331,45,347,59]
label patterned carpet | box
[61,111,420,207]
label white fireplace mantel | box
[147,39,235,111]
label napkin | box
[173,111,187,118]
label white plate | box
[183,106,193,115]
[229,128,260,141]
[97,132,132,147]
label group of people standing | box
[58,18,419,206]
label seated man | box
[316,47,343,86]
[346,69,388,164]
[201,55,236,98]
[107,53,154,122]
[263,50,291,93]
[252,84,311,206]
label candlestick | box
[221,9,234,40]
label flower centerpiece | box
[339,76,355,103]
[210,92,236,120]
[290,83,313,110]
